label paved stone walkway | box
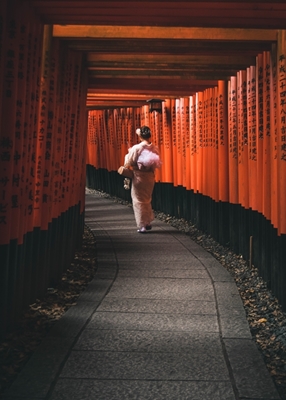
[2,192,281,399]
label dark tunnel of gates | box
[0,0,286,337]
[86,44,286,321]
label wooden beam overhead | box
[87,54,256,64]
[87,54,257,75]
[86,100,148,110]
[59,38,274,57]
[87,93,164,100]
[88,77,218,96]
[25,1,284,106]
[32,1,286,29]
[53,26,277,41]
[87,92,193,109]
[88,70,241,80]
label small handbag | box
[123,178,131,190]
[117,166,133,179]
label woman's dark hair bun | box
[140,126,151,139]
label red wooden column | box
[247,65,258,212]
[207,87,215,199]
[196,92,204,194]
[98,111,105,169]
[36,25,53,231]
[270,44,278,231]
[162,99,173,183]
[256,53,264,214]
[59,46,75,217]
[141,104,150,127]
[170,99,178,187]
[180,98,188,188]
[185,97,190,189]
[277,30,286,235]
[262,51,271,221]
[237,70,249,210]
[112,109,120,166]
[44,37,59,227]
[127,108,135,157]
[211,87,219,202]
[50,41,65,220]
[105,110,112,170]
[88,111,98,168]
[217,81,229,203]
[202,89,211,196]
[151,108,163,182]
[148,105,156,149]
[207,87,218,201]
[75,60,88,213]
[86,111,97,167]
[0,1,45,245]
[175,98,182,186]
[185,97,191,190]
[124,108,132,168]
[105,109,113,172]
[0,2,19,244]
[70,51,86,209]
[157,107,164,182]
[189,95,197,192]
[10,5,31,244]
[98,110,106,170]
[0,0,7,120]
[228,76,239,205]
[134,107,141,135]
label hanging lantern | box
[146,98,164,113]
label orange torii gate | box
[1,0,286,338]
[86,44,286,312]
[0,1,88,336]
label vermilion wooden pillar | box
[86,111,100,168]
[78,67,88,213]
[211,87,219,202]
[202,90,209,197]
[180,98,186,186]
[217,80,229,203]
[196,92,204,194]
[277,30,286,236]
[170,99,178,187]
[247,65,258,213]
[175,99,181,186]
[155,106,164,182]
[127,108,134,151]
[37,25,53,232]
[256,53,264,215]
[162,99,173,183]
[184,97,191,190]
[190,95,197,193]
[0,0,7,124]
[262,51,271,221]
[113,109,120,167]
[237,70,249,210]
[228,76,239,205]
[107,109,116,171]
[270,43,278,232]
[0,1,20,245]
[150,106,163,183]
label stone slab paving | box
[2,192,281,400]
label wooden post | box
[277,30,286,235]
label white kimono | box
[124,142,161,229]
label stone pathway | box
[2,192,281,400]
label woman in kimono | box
[124,126,162,233]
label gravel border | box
[0,225,98,398]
